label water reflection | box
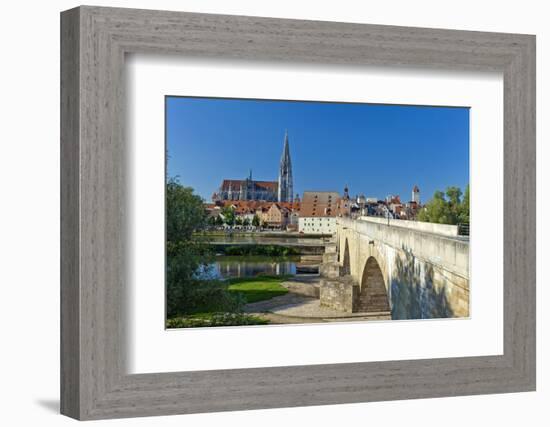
[198,256,299,280]
[206,234,327,246]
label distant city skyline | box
[166,96,469,203]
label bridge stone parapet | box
[343,217,469,279]
[330,216,470,319]
[357,216,461,238]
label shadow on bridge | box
[390,246,454,320]
[358,256,391,313]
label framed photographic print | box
[61,5,536,420]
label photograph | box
[165,96,470,328]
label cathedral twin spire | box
[278,130,294,203]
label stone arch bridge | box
[319,217,469,319]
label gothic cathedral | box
[212,130,294,203]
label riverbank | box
[216,244,300,256]
[166,273,391,328]
[166,275,291,328]
[197,230,332,239]
[197,231,333,255]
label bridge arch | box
[342,239,351,276]
[358,256,391,313]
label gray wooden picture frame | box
[60,5,536,421]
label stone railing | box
[356,216,460,238]
[339,217,469,279]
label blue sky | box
[166,96,469,203]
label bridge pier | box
[319,243,358,312]
[319,243,341,278]
[319,275,359,313]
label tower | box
[278,130,294,203]
[412,185,420,204]
[227,183,233,200]
[343,185,350,200]
[247,169,255,200]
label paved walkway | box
[280,274,321,297]
[244,275,391,324]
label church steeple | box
[278,130,294,203]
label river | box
[197,255,321,280]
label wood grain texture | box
[60,7,80,419]
[60,6,536,420]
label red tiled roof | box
[277,201,301,211]
[220,179,278,191]
[217,199,300,212]
[300,191,341,217]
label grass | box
[165,275,290,328]
[227,275,290,303]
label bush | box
[166,312,269,328]
[166,277,245,318]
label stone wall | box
[335,217,470,319]
[319,276,359,313]
[339,217,469,279]
[389,249,469,319]
[319,245,340,278]
[357,215,459,238]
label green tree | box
[242,217,251,227]
[417,185,469,225]
[458,184,470,224]
[252,214,260,227]
[166,178,207,241]
[235,216,243,226]
[165,179,245,320]
[166,178,213,317]
[445,186,462,206]
[221,206,235,226]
